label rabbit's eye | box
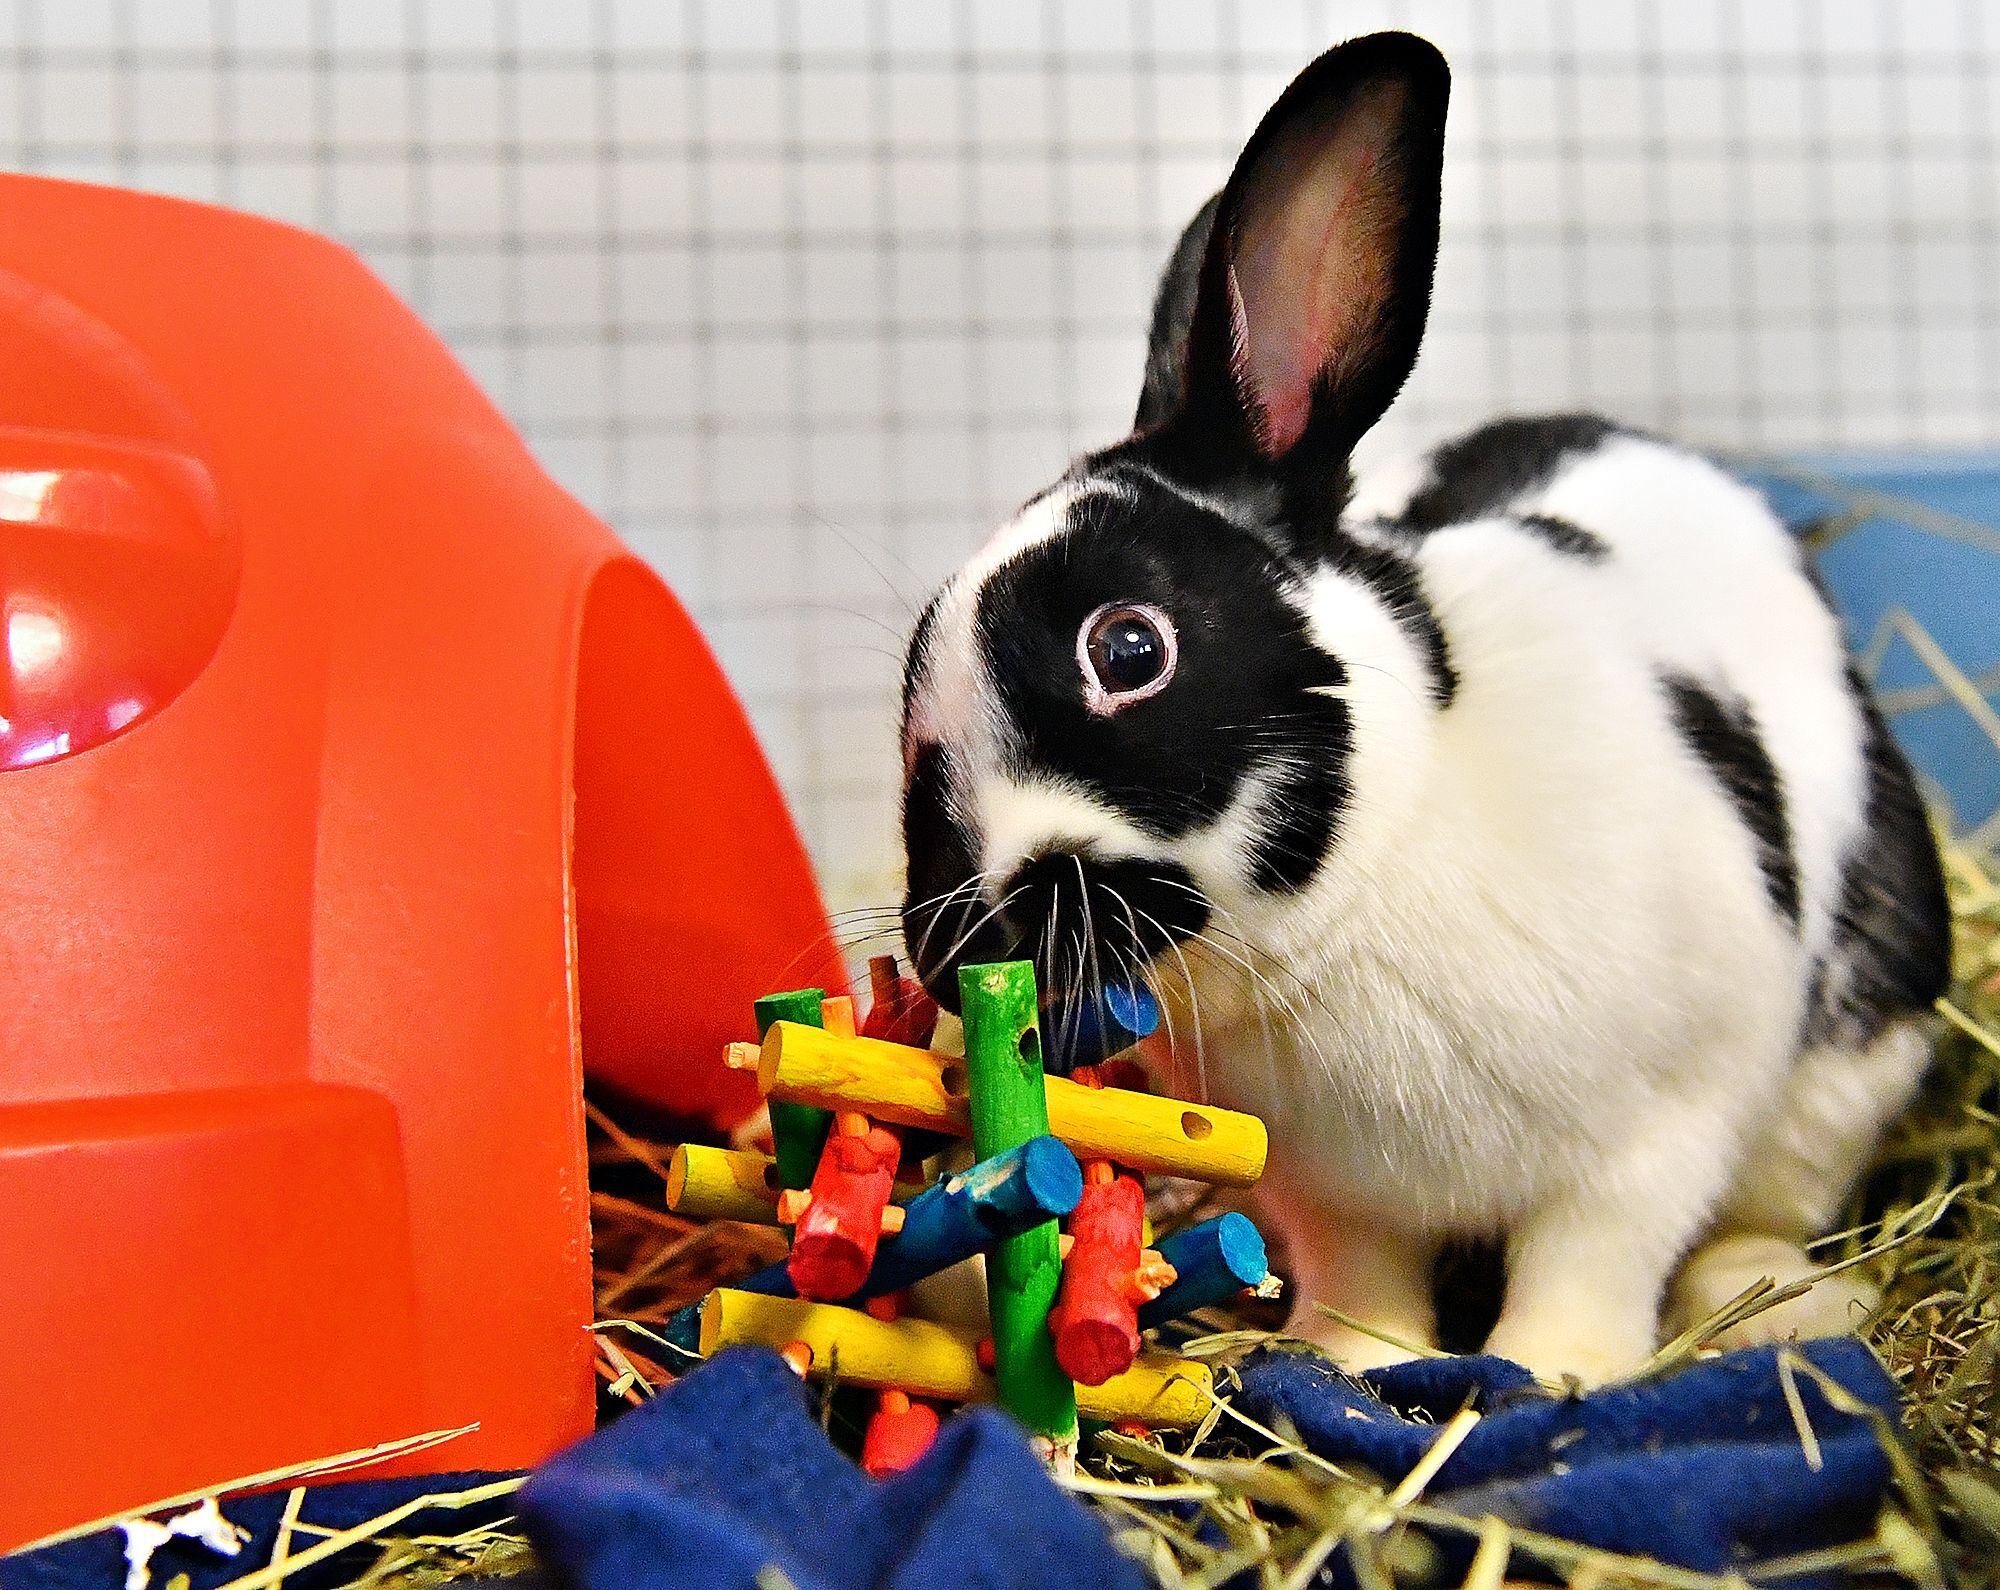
[1079,602,1177,714]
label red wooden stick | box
[861,1388,941,1476]
[786,1111,903,1300]
[1050,1167,1149,1385]
[1094,1057,1150,1094]
[862,954,941,1048]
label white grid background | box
[2,0,1995,911]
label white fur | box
[913,428,1924,1384]
[982,775,1144,877]
[1201,433,1903,1381]
[907,486,1090,766]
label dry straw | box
[78,834,1996,1590]
[33,884,2000,1590]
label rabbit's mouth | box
[904,845,1209,1060]
[1001,848,1209,979]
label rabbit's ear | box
[1135,192,1220,432]
[1175,32,1449,467]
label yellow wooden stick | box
[666,1143,926,1226]
[699,1288,1212,1428]
[758,1023,1267,1187]
[666,1144,781,1224]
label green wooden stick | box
[959,959,1078,1449]
[755,989,831,1190]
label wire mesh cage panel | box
[0,0,1994,912]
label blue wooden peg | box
[1136,1211,1270,1331]
[1042,979,1161,1074]
[661,1134,1083,1355]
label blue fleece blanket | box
[0,1339,1899,1589]
[1229,1343,1897,1576]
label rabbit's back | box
[1350,416,1873,973]
[1232,416,1945,1228]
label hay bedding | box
[65,830,1979,1590]
[573,864,2000,1589]
[553,807,2000,1587]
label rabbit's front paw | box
[1296,1308,1431,1375]
[1667,1231,1877,1349]
[1484,1308,1652,1389]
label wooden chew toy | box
[1138,1212,1272,1331]
[671,957,1272,1467]
[857,1290,940,1476]
[757,1023,1267,1185]
[665,1142,786,1226]
[862,954,941,1048]
[665,1142,925,1227]
[756,988,834,1191]
[1041,980,1161,1074]
[959,959,1078,1452]
[862,1389,939,1477]
[779,975,920,1300]
[658,1133,1084,1354]
[1050,1165,1146,1384]
[859,956,954,1164]
[784,1109,905,1300]
[699,1287,1211,1428]
[820,996,856,1038]
[780,976,928,1296]
[1048,1064,1177,1385]
[1050,1166,1178,1385]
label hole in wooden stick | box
[940,1063,967,1095]
[1181,1110,1214,1140]
[1018,1026,1041,1067]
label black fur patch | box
[1514,512,1609,562]
[975,475,1351,858]
[1134,192,1220,433]
[1000,850,1212,1045]
[1399,413,1621,531]
[1322,536,1458,706]
[1802,666,1952,1048]
[901,742,1019,1006]
[1662,673,1801,928]
[1433,1237,1508,1356]
[1246,749,1351,892]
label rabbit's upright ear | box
[1172,32,1449,469]
[1135,191,1220,431]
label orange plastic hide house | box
[0,175,840,1548]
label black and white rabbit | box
[896,32,1949,1382]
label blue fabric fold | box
[2,1338,1902,1590]
[1233,1338,1898,1579]
[516,1347,1149,1590]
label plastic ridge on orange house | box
[0,173,839,1548]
